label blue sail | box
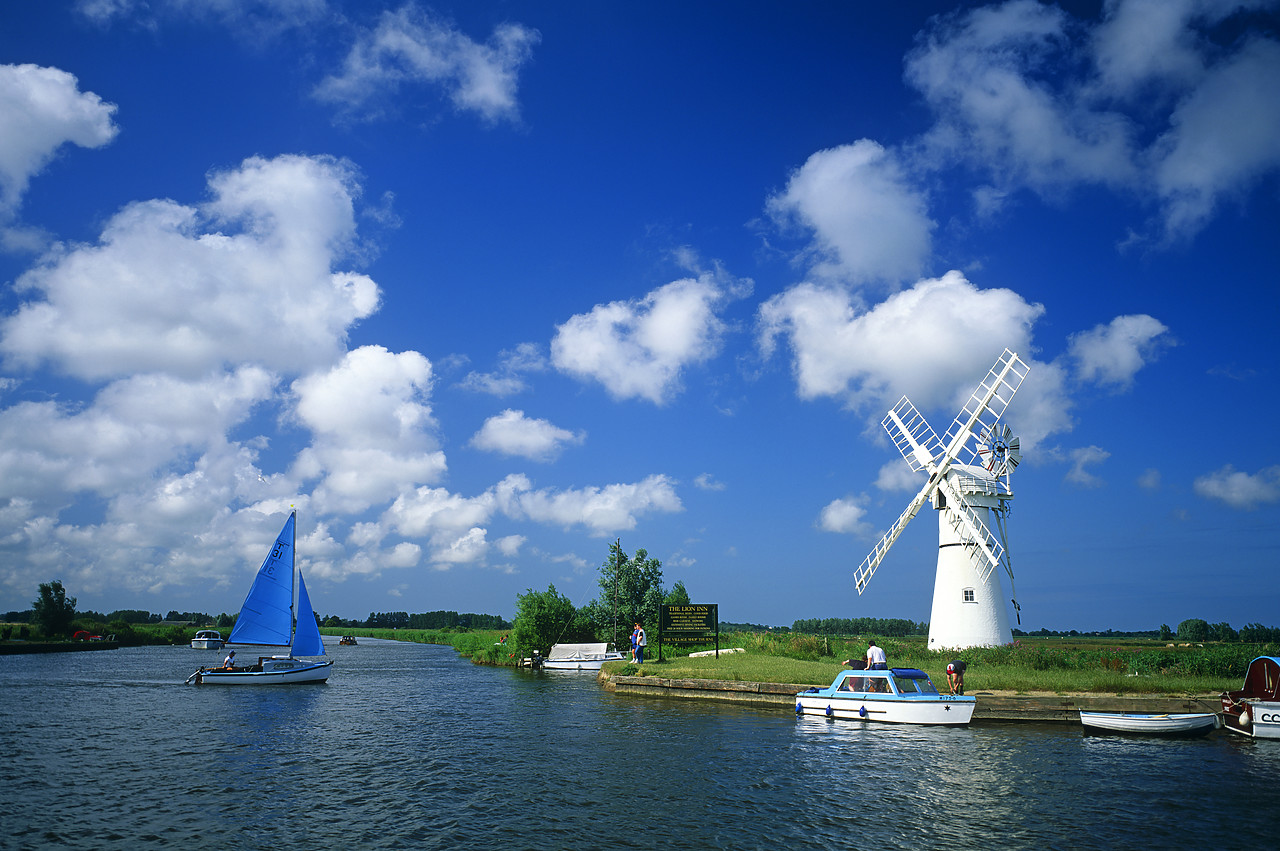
[291,572,326,657]
[227,512,296,647]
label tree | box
[1177,618,1209,642]
[665,580,691,606]
[513,584,591,653]
[32,580,78,638]
[584,541,666,650]
[1158,623,1173,641]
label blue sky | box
[0,1,1277,631]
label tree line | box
[790,617,928,637]
[2,580,514,641]
[355,611,511,630]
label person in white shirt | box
[865,640,887,670]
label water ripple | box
[0,644,1274,850]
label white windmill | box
[854,349,1030,649]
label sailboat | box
[188,510,334,685]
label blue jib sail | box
[291,572,326,657]
[227,512,296,647]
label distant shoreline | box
[0,641,120,655]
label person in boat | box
[865,641,888,692]
[634,622,647,664]
[947,659,968,695]
[842,657,868,691]
[221,649,236,671]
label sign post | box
[658,604,718,662]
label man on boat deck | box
[221,649,236,671]
[866,641,887,670]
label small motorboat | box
[190,629,224,650]
[1079,711,1219,737]
[541,642,627,671]
[795,667,976,726]
[338,635,358,645]
[1221,655,1280,739]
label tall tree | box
[32,580,77,638]
[586,541,666,650]
[513,584,591,653]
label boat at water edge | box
[1079,711,1218,737]
[190,629,224,650]
[795,667,976,726]
[542,642,627,671]
[1221,656,1280,739]
[187,511,333,686]
[338,635,358,645]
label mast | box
[289,509,297,645]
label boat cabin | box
[831,668,941,697]
[1229,656,1280,701]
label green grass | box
[603,632,1272,695]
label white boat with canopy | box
[542,642,627,671]
[190,629,224,649]
[188,511,333,685]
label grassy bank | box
[336,627,1273,696]
[605,632,1274,696]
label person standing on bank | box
[865,640,887,670]
[634,622,647,664]
[947,659,968,695]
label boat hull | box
[190,638,224,650]
[1222,701,1280,739]
[542,656,626,671]
[192,657,333,685]
[795,691,975,725]
[1079,712,1218,737]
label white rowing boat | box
[1079,711,1218,737]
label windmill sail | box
[943,349,1029,468]
[291,572,326,657]
[227,512,296,647]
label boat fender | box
[795,703,803,715]
[825,705,833,717]
[1240,707,1251,727]
[859,706,867,718]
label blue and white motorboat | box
[796,667,976,726]
[187,511,333,685]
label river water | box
[1,640,1275,850]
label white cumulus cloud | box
[314,6,540,124]
[767,140,934,286]
[1068,314,1172,390]
[470,409,584,462]
[552,271,744,405]
[1194,464,1280,510]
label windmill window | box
[962,589,976,603]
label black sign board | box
[659,604,719,660]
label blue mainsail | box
[227,512,296,647]
[291,572,326,657]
